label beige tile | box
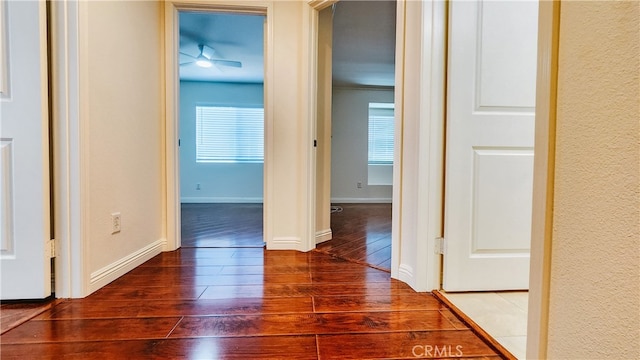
[497,291,529,312]
[443,292,528,337]
[495,335,527,360]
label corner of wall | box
[315,228,332,244]
[87,238,165,295]
[268,237,305,251]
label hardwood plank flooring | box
[181,203,392,271]
[0,300,59,335]
[181,203,264,248]
[0,204,504,358]
[0,248,503,359]
[317,203,392,271]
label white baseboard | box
[268,236,302,250]
[183,197,390,204]
[181,197,263,204]
[315,228,332,244]
[330,197,392,204]
[397,263,415,289]
[89,238,165,294]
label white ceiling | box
[178,1,396,87]
[179,12,265,83]
[331,0,396,87]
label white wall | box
[331,86,394,203]
[179,81,263,203]
[545,1,639,358]
[84,1,164,294]
[265,0,316,250]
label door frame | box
[412,0,557,357]
[162,1,273,251]
[525,1,559,357]
[50,0,90,299]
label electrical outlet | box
[357,182,363,189]
[111,212,121,234]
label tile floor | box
[442,291,528,359]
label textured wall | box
[548,1,639,358]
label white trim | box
[330,197,392,204]
[89,238,165,294]
[315,228,332,244]
[414,0,447,292]
[307,0,337,11]
[397,263,414,286]
[163,2,180,252]
[163,1,273,253]
[38,0,52,297]
[50,0,89,298]
[270,236,302,249]
[302,2,318,252]
[181,197,263,204]
[392,0,446,292]
[527,1,559,358]
[263,2,274,252]
[390,0,406,283]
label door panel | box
[443,0,537,291]
[0,0,51,299]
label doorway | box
[314,1,397,271]
[440,1,539,357]
[176,10,266,248]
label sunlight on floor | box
[442,291,528,359]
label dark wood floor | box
[181,203,264,248]
[0,203,503,359]
[316,203,392,271]
[181,203,392,271]
[0,248,501,359]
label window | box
[368,103,395,165]
[196,106,264,163]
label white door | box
[443,0,538,291]
[0,0,51,299]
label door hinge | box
[46,239,56,258]
[435,237,446,255]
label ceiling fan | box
[180,44,242,69]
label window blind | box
[196,106,264,163]
[368,103,395,165]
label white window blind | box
[196,106,264,163]
[368,103,395,165]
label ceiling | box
[179,12,265,83]
[331,0,396,87]
[178,1,396,87]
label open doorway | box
[177,11,265,248]
[314,1,397,271]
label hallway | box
[0,247,504,358]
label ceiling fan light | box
[195,59,212,68]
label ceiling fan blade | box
[180,52,196,59]
[212,59,242,68]
[180,60,195,66]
